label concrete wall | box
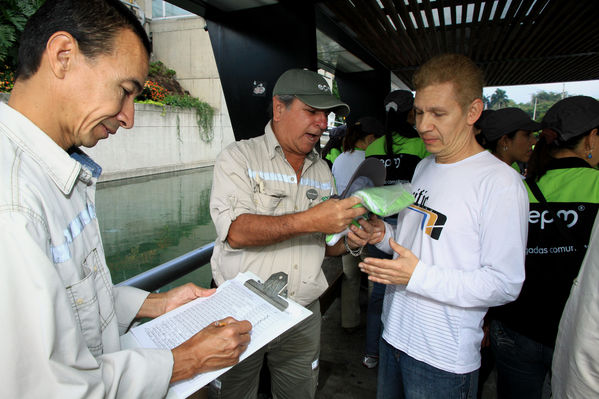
[85,103,230,181]
[147,14,236,156]
[88,3,238,181]
[150,17,220,104]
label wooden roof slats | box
[314,0,598,87]
[380,0,421,65]
[395,0,432,61]
[420,0,442,55]
[326,0,394,69]
[365,0,414,66]
[537,2,595,58]
[494,0,538,60]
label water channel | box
[96,167,215,289]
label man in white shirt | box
[0,1,251,397]
[359,54,529,398]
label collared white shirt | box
[0,102,172,398]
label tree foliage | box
[484,88,572,122]
[0,0,44,69]
[488,88,512,109]
[518,90,566,121]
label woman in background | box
[489,96,599,399]
[332,117,384,334]
[477,107,539,176]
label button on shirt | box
[0,102,172,398]
[210,122,335,306]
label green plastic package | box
[352,183,415,217]
[325,183,415,246]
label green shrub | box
[0,0,44,67]
[138,80,168,102]
[0,65,15,92]
[164,94,215,142]
[149,61,176,79]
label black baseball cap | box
[273,69,350,117]
[384,90,414,113]
[480,107,541,142]
[474,109,495,130]
[356,116,385,137]
[542,96,599,142]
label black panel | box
[207,3,318,141]
[335,70,390,125]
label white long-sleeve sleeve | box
[0,214,173,399]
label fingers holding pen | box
[170,317,252,382]
[208,317,252,348]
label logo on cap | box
[318,84,329,92]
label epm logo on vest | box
[408,189,447,240]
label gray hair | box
[268,94,295,118]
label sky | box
[483,80,599,104]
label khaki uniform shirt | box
[210,122,335,306]
[0,102,172,398]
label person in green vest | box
[488,96,599,399]
[477,107,540,176]
[365,90,429,185]
[474,107,540,398]
[331,117,385,334]
[361,90,428,369]
[322,124,346,168]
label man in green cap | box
[209,68,380,399]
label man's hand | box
[137,283,216,319]
[359,238,419,285]
[326,213,384,257]
[170,317,252,382]
[163,283,216,313]
[307,196,368,234]
[346,214,384,248]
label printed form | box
[121,271,312,399]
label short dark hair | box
[16,0,151,80]
[477,129,518,153]
[527,130,592,181]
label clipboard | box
[121,271,312,399]
[244,272,289,311]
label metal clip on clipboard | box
[244,272,289,311]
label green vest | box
[365,134,429,185]
[325,147,342,166]
[492,157,599,347]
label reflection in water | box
[96,167,215,287]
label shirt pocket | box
[65,249,105,357]
[253,189,286,215]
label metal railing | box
[116,241,343,315]
[117,242,215,292]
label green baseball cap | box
[273,68,350,117]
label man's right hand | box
[307,196,368,234]
[170,317,252,383]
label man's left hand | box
[359,238,419,285]
[346,214,383,248]
[137,283,216,319]
[163,283,216,313]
